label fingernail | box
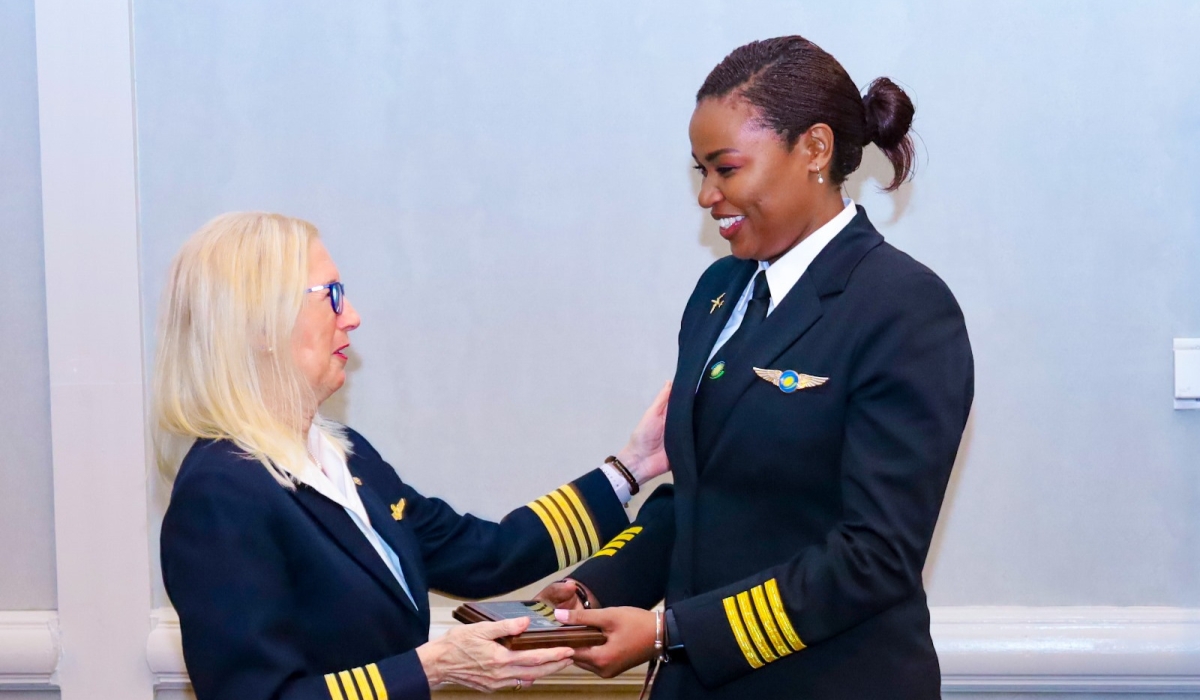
[554,609,569,623]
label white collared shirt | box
[298,428,416,606]
[703,198,858,372]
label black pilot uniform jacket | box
[572,207,974,699]
[161,428,629,700]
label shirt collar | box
[298,427,358,512]
[762,198,857,311]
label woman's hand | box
[617,381,672,484]
[533,578,597,612]
[416,617,573,691]
[553,607,657,678]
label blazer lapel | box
[694,209,885,462]
[356,483,430,621]
[290,485,421,617]
[667,260,757,482]
[695,275,824,458]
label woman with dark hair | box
[541,36,973,699]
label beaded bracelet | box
[605,455,640,496]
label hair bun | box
[861,77,913,149]
[861,77,916,191]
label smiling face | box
[291,239,360,407]
[690,95,836,262]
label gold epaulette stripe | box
[610,530,640,543]
[722,596,764,669]
[737,591,778,663]
[546,490,586,561]
[325,673,344,700]
[527,500,568,569]
[352,667,375,700]
[366,663,388,700]
[528,484,602,567]
[751,585,793,658]
[559,485,601,553]
[764,578,805,651]
[543,494,584,564]
[594,540,627,556]
[338,670,360,700]
[594,525,644,556]
[327,666,385,700]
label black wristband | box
[574,583,591,609]
[665,608,687,663]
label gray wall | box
[0,0,57,611]
[132,0,1200,615]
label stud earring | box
[816,171,824,184]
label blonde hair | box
[153,212,349,486]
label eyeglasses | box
[305,282,345,315]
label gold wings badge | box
[753,367,829,394]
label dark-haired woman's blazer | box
[161,428,628,700]
[572,207,974,699]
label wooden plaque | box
[451,601,607,650]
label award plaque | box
[451,601,607,650]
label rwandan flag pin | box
[709,361,726,380]
[753,367,829,393]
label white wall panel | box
[35,0,153,696]
[132,0,1200,612]
[0,0,56,613]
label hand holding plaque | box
[452,601,607,650]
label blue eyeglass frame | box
[305,281,345,315]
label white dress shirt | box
[703,198,859,373]
[299,428,417,606]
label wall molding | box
[146,606,1200,694]
[0,611,60,689]
[35,0,154,697]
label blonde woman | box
[157,212,671,700]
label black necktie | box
[693,270,770,418]
[709,270,770,375]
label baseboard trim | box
[0,611,60,689]
[934,606,1200,692]
[145,606,1200,693]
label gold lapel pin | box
[352,477,362,486]
[391,498,407,521]
[753,367,829,394]
[710,293,726,314]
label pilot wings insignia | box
[753,367,829,394]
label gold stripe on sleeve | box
[736,591,778,663]
[366,664,388,700]
[352,667,374,700]
[722,596,764,669]
[338,670,361,700]
[325,673,345,700]
[751,585,793,659]
[594,526,643,556]
[545,491,586,563]
[527,500,567,569]
[540,494,583,565]
[609,526,643,544]
[560,485,601,553]
[764,578,806,652]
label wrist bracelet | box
[605,455,640,495]
[654,610,665,661]
[574,583,592,610]
[639,612,665,700]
